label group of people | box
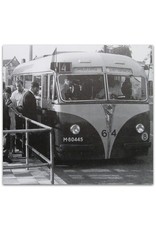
[3,80,40,163]
[60,76,103,101]
[60,75,133,101]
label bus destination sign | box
[73,67,103,73]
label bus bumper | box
[59,144,103,154]
[124,142,151,150]
[111,142,151,158]
[56,144,105,160]
[123,142,151,156]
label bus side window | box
[42,74,48,99]
[49,74,53,100]
[131,77,146,100]
[24,75,32,89]
[49,74,57,101]
[34,75,42,93]
[33,75,42,107]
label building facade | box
[3,56,20,85]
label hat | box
[31,81,39,88]
[5,87,11,95]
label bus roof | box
[13,52,146,77]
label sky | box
[2,44,150,63]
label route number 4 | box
[102,129,117,137]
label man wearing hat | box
[22,81,39,121]
[22,81,40,157]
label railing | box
[3,110,55,184]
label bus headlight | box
[136,124,145,133]
[141,132,148,141]
[70,124,80,135]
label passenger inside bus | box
[81,78,93,100]
[61,76,73,100]
[60,75,105,101]
[121,77,132,99]
[107,76,121,99]
[107,75,146,100]
[70,79,82,100]
[93,76,104,99]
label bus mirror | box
[148,81,153,96]
[51,62,58,72]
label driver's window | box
[108,75,146,100]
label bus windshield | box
[107,75,146,100]
[59,75,105,101]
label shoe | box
[3,156,12,163]
[22,152,26,157]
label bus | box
[12,51,151,160]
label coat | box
[22,90,37,121]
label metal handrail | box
[3,108,54,184]
[3,128,48,134]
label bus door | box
[31,74,42,108]
[42,73,54,109]
[105,70,148,158]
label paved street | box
[54,151,153,185]
[3,121,153,185]
[3,143,153,185]
[54,121,153,185]
[3,156,65,185]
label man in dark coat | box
[22,81,39,121]
[22,82,39,155]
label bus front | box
[53,65,107,160]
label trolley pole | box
[25,118,29,170]
[50,129,54,184]
[29,45,33,61]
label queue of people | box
[3,80,40,163]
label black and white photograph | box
[2,44,153,185]
[0,1,156,230]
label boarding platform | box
[3,110,57,185]
[3,153,66,185]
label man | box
[121,77,132,99]
[11,80,27,151]
[22,81,39,121]
[11,80,27,109]
[22,81,39,157]
[61,76,73,100]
